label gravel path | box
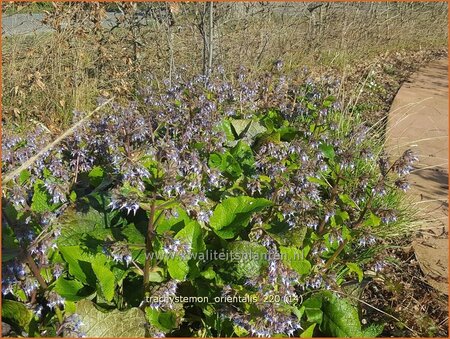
[387,58,448,295]
[2,13,49,36]
[2,13,118,37]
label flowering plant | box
[2,66,416,337]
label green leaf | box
[148,271,165,282]
[346,263,364,283]
[362,323,384,337]
[234,324,249,336]
[56,207,111,247]
[320,292,363,337]
[31,179,52,213]
[200,267,216,280]
[2,247,21,262]
[287,226,308,248]
[323,96,336,108]
[278,126,298,141]
[279,246,311,275]
[122,223,145,244]
[303,295,323,324]
[330,210,349,228]
[59,246,99,285]
[342,225,352,241]
[209,148,252,179]
[2,227,20,262]
[307,176,329,187]
[54,277,88,301]
[228,241,268,279]
[92,259,116,302]
[69,191,77,202]
[220,120,236,141]
[230,119,252,138]
[175,220,205,253]
[364,212,381,227]
[268,223,307,248]
[230,141,255,175]
[19,169,31,185]
[65,301,77,314]
[74,300,146,337]
[2,300,32,329]
[210,196,272,239]
[339,194,358,209]
[145,307,179,332]
[88,166,105,187]
[158,311,177,331]
[208,153,223,169]
[156,207,191,234]
[319,143,335,160]
[300,323,316,338]
[166,220,204,281]
[245,121,267,141]
[167,257,190,281]
[226,157,244,178]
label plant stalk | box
[24,252,48,289]
[318,176,340,235]
[143,197,156,291]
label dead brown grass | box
[1,2,448,132]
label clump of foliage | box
[2,65,418,337]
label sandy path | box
[387,58,448,295]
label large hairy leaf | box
[59,246,111,288]
[167,221,205,280]
[2,228,20,262]
[2,300,32,330]
[71,300,146,337]
[230,141,256,175]
[230,119,252,137]
[145,307,183,333]
[56,207,111,247]
[303,295,323,324]
[230,119,266,140]
[320,292,363,337]
[167,257,190,281]
[59,246,97,285]
[31,179,53,213]
[175,220,205,253]
[300,324,317,338]
[92,259,116,302]
[227,241,268,279]
[54,277,88,301]
[279,246,311,275]
[208,151,243,178]
[156,207,191,235]
[210,196,272,239]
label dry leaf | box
[35,79,46,90]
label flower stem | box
[325,192,375,270]
[324,240,348,269]
[24,252,48,289]
[318,176,340,235]
[143,197,156,292]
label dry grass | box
[1,2,448,131]
[361,245,448,337]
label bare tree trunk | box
[201,2,207,76]
[207,1,214,76]
[168,25,174,86]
